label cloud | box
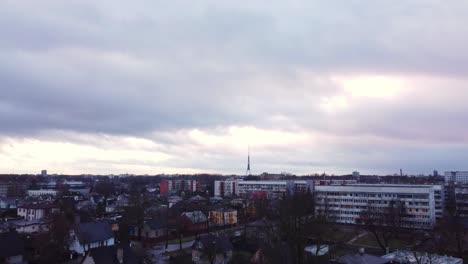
[1,0,468,174]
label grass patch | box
[352,233,409,249]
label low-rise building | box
[9,219,50,234]
[17,202,59,221]
[180,211,208,234]
[131,218,166,243]
[69,221,115,255]
[209,209,238,227]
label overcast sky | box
[1,1,468,175]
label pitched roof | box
[145,218,167,230]
[18,202,58,209]
[74,221,114,244]
[0,231,24,258]
[181,211,207,224]
[84,244,137,264]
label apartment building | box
[454,185,468,217]
[444,171,468,184]
[214,179,357,198]
[160,179,201,196]
[314,184,438,228]
[214,179,237,197]
[27,189,58,197]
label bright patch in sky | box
[338,75,404,99]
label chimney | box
[117,248,124,264]
[359,248,365,255]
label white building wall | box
[315,184,437,229]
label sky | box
[1,1,468,176]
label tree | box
[36,213,71,263]
[123,183,149,241]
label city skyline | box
[2,1,468,175]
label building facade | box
[314,184,438,229]
[160,179,201,196]
[17,203,59,221]
[454,185,468,217]
[444,171,468,184]
[209,209,238,227]
[214,179,357,198]
[27,189,58,197]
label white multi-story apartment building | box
[444,171,468,184]
[454,185,468,217]
[214,179,237,197]
[27,189,58,197]
[315,184,438,229]
[214,179,357,198]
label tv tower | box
[246,146,251,176]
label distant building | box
[160,179,201,196]
[444,171,468,184]
[352,171,360,178]
[17,202,59,221]
[214,179,357,198]
[209,209,238,227]
[41,170,47,176]
[455,185,468,217]
[0,182,10,197]
[27,189,58,197]
[214,179,237,197]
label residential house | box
[69,221,115,255]
[0,230,26,264]
[9,219,50,234]
[167,195,183,208]
[0,197,24,209]
[61,191,85,201]
[91,195,105,205]
[76,200,96,211]
[191,233,233,264]
[17,202,59,221]
[131,218,167,243]
[209,209,238,227]
[81,243,137,264]
[180,211,208,234]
